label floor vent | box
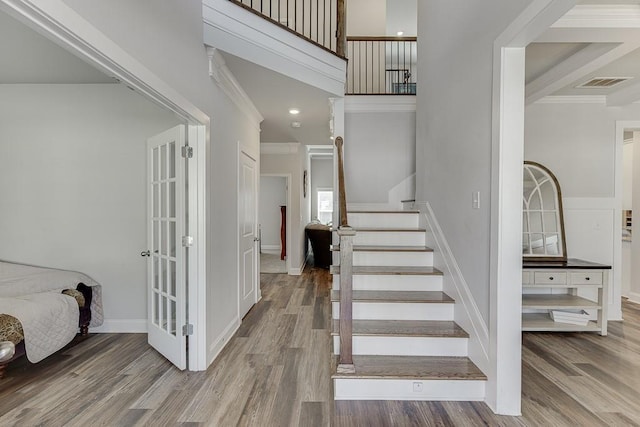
[576,77,631,88]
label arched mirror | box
[522,161,567,262]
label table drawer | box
[570,271,602,285]
[534,271,567,285]
[522,271,532,285]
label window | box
[317,190,333,225]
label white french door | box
[239,150,258,319]
[146,125,187,370]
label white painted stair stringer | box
[418,202,490,375]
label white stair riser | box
[332,302,454,321]
[333,336,468,356]
[333,379,486,401]
[349,213,419,229]
[333,274,443,291]
[354,231,425,246]
[353,251,433,267]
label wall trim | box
[535,95,606,104]
[419,202,490,374]
[289,256,306,276]
[260,142,300,154]
[207,317,241,366]
[207,47,263,129]
[91,319,147,333]
[345,95,416,113]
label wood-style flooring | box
[1,266,640,426]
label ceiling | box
[222,53,335,145]
[525,1,640,105]
[0,9,116,84]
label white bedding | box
[0,261,104,363]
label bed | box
[0,261,103,378]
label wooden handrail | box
[335,136,348,227]
[336,0,346,58]
[335,136,355,374]
[347,36,417,42]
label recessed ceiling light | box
[289,108,300,115]
[397,31,404,36]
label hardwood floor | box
[2,268,640,426]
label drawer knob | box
[586,277,590,281]
[549,277,554,281]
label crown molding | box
[534,95,606,104]
[345,95,416,113]
[207,47,263,129]
[552,5,640,28]
[260,142,300,155]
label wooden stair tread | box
[331,290,453,303]
[331,245,433,252]
[330,265,443,276]
[331,320,468,338]
[348,210,419,214]
[332,355,486,380]
[353,227,426,232]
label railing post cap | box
[337,226,356,236]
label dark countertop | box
[523,258,611,270]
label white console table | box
[522,258,610,335]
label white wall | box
[632,131,640,302]
[259,176,286,250]
[60,0,262,363]
[0,84,179,324]
[386,0,417,36]
[345,111,415,204]
[347,0,385,36]
[311,157,333,222]
[261,150,306,274]
[525,102,640,319]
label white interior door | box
[239,150,258,319]
[146,125,186,370]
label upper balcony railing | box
[228,0,346,57]
[346,36,417,95]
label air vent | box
[577,77,631,88]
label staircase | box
[330,209,487,401]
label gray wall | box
[415,0,531,324]
[345,111,415,203]
[0,84,180,322]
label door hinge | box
[182,324,193,336]
[181,145,193,158]
[182,236,194,247]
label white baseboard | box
[261,245,280,252]
[91,319,147,333]
[207,316,241,366]
[625,292,640,306]
[418,202,490,375]
[289,257,307,276]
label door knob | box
[254,237,260,242]
[141,250,151,257]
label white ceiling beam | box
[525,42,638,104]
[551,5,640,29]
[607,80,640,106]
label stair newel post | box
[335,136,355,373]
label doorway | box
[620,126,640,303]
[260,174,291,274]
